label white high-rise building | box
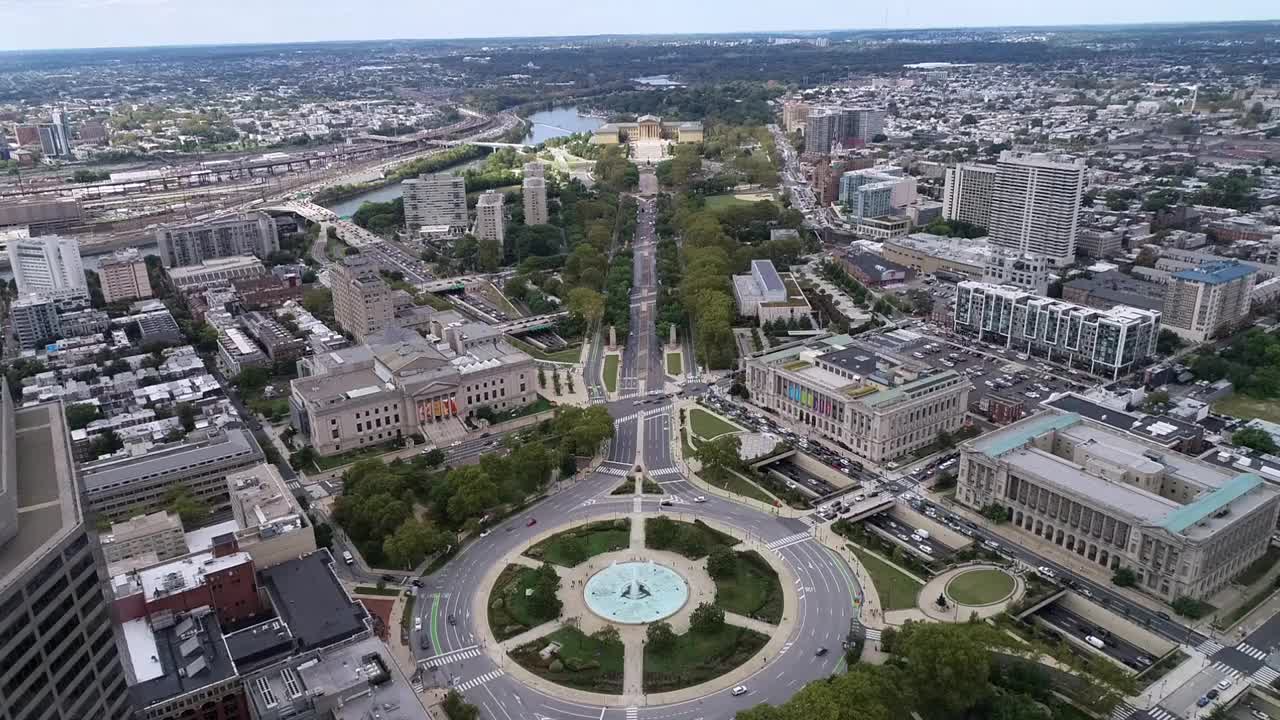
[989,151,1086,266]
[403,174,468,234]
[941,163,999,230]
[6,234,86,297]
[475,191,505,245]
[804,107,840,155]
[523,177,548,226]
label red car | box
[526,518,537,527]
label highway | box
[407,188,863,720]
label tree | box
[1143,391,1170,410]
[899,623,990,719]
[166,488,210,528]
[566,287,606,326]
[693,434,742,481]
[707,546,736,579]
[538,366,546,389]
[477,238,501,272]
[1133,246,1159,268]
[421,448,446,467]
[592,624,622,646]
[1172,596,1209,619]
[177,402,197,432]
[442,690,480,720]
[383,518,448,569]
[1157,329,1186,356]
[646,621,676,652]
[289,446,318,470]
[1233,426,1279,455]
[65,403,101,430]
[690,602,725,634]
[526,563,563,618]
[1112,567,1137,587]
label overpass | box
[499,312,568,334]
[424,139,528,150]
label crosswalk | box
[1195,638,1225,655]
[1253,665,1280,685]
[1210,661,1243,676]
[1237,642,1269,661]
[1108,701,1136,720]
[598,462,631,477]
[766,532,812,551]
[649,467,681,478]
[1144,708,1177,720]
[864,628,882,642]
[625,708,639,720]
[454,669,504,693]
[423,645,481,665]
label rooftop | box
[0,397,82,589]
[126,610,239,709]
[1172,260,1258,285]
[81,425,262,492]
[261,550,367,651]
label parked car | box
[731,686,748,697]
[526,518,537,527]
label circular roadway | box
[415,455,861,720]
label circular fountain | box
[583,561,690,624]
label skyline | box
[0,0,1276,52]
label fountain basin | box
[583,562,689,624]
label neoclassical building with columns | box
[956,410,1280,602]
[592,115,703,145]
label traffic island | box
[920,565,1024,622]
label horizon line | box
[2,17,1278,55]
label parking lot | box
[885,329,1090,407]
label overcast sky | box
[0,0,1275,52]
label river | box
[521,106,604,146]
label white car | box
[414,617,422,632]
[918,544,932,554]
[693,496,707,503]
[731,686,748,696]
[479,529,491,538]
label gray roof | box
[752,259,785,295]
[0,400,82,588]
[81,426,262,492]
[261,551,367,651]
[1004,447,1181,523]
[131,613,238,709]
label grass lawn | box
[714,551,783,623]
[704,193,767,211]
[524,520,631,567]
[507,335,583,363]
[645,518,739,559]
[477,281,521,318]
[603,354,620,393]
[643,625,768,692]
[945,568,1016,606]
[701,469,775,505]
[666,352,683,376]
[1214,394,1280,424]
[314,441,402,470]
[688,408,741,440]
[485,396,554,424]
[680,427,697,458]
[488,565,559,640]
[848,544,924,611]
[642,477,663,494]
[511,626,625,694]
[611,479,635,495]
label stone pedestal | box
[668,324,677,347]
[609,325,617,348]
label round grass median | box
[945,567,1016,606]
